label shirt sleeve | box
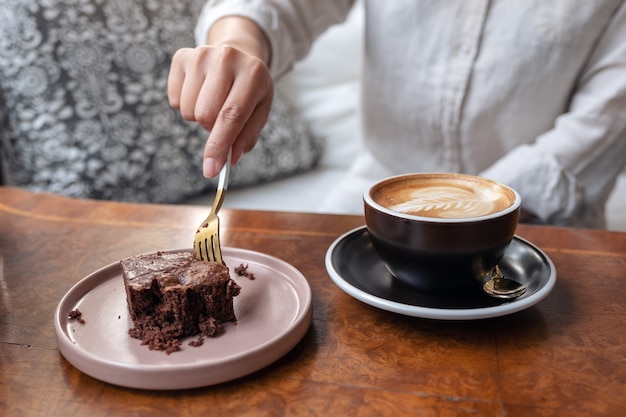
[194,0,355,79]
[481,2,626,228]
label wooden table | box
[1,186,625,416]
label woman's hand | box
[168,17,273,178]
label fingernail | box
[203,157,218,178]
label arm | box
[482,3,626,227]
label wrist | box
[207,16,272,66]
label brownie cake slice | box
[121,251,240,354]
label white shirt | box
[197,0,626,228]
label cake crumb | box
[189,335,205,348]
[235,263,255,280]
[68,309,85,324]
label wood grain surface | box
[1,186,625,416]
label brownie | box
[121,251,240,354]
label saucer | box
[325,226,556,320]
[54,248,312,390]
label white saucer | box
[54,248,312,390]
[325,226,556,320]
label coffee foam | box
[372,177,514,219]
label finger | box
[167,48,189,110]
[171,47,233,126]
[202,100,252,177]
[189,45,264,133]
[193,63,233,132]
[193,45,266,132]
[202,99,268,177]
[202,69,271,177]
[202,138,225,178]
[230,91,274,165]
[169,49,207,121]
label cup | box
[364,173,521,293]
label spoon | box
[482,265,526,299]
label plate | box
[325,226,556,320]
[54,248,312,390]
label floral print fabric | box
[0,0,321,203]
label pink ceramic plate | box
[54,248,312,390]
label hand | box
[167,17,273,178]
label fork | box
[194,149,232,263]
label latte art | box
[390,186,502,218]
[371,175,516,219]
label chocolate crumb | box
[68,309,85,324]
[129,327,182,355]
[235,263,255,280]
[189,335,205,348]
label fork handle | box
[211,148,232,214]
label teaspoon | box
[482,265,526,299]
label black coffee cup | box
[364,173,521,293]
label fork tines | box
[195,229,223,264]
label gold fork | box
[194,149,232,263]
